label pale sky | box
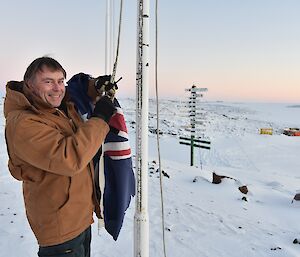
[1,0,300,103]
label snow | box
[0,99,300,257]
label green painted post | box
[191,135,194,166]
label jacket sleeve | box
[12,115,109,177]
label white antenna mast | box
[134,0,150,256]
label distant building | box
[283,128,300,136]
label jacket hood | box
[4,81,35,118]
[4,81,63,118]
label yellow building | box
[260,128,273,135]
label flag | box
[67,73,135,240]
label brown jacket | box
[4,81,109,246]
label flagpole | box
[134,0,150,256]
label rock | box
[212,172,234,184]
[242,196,248,202]
[162,170,170,178]
[238,185,248,194]
[270,247,282,251]
[212,172,225,184]
[292,193,300,202]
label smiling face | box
[28,66,66,108]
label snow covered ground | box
[0,99,299,257]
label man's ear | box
[25,80,34,90]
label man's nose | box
[52,82,61,90]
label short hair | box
[24,56,67,83]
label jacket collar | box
[4,81,66,118]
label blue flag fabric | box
[67,73,94,118]
[67,73,135,240]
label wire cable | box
[111,0,123,83]
[155,0,167,256]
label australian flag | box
[67,73,135,240]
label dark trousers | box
[38,226,91,257]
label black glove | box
[95,75,118,91]
[92,96,116,123]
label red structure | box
[283,128,300,136]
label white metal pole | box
[134,0,150,256]
[105,0,111,74]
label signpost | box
[179,137,211,166]
[180,85,210,166]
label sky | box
[0,0,300,103]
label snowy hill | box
[0,99,299,257]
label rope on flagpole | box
[111,0,123,83]
[154,0,167,256]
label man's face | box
[28,66,66,108]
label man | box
[4,57,116,257]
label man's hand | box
[95,75,118,90]
[94,75,111,91]
[91,96,116,123]
[94,75,120,101]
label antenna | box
[134,1,150,257]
